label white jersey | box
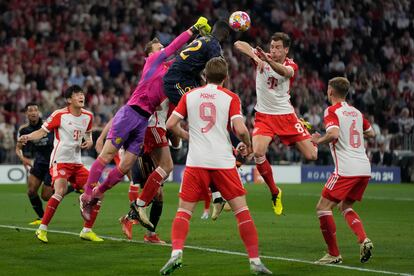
[323,102,372,176]
[42,107,93,166]
[148,98,169,130]
[173,84,243,169]
[255,57,298,115]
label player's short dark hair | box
[24,102,38,112]
[205,57,228,84]
[329,77,350,98]
[144,38,160,57]
[64,85,83,99]
[271,32,291,48]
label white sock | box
[212,192,222,201]
[171,250,183,258]
[136,199,146,207]
[39,224,48,231]
[82,227,92,233]
[249,258,261,265]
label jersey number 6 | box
[199,102,216,133]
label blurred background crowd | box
[0,0,413,178]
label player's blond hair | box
[205,57,228,84]
[329,77,350,98]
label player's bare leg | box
[315,196,343,264]
[253,135,282,215]
[82,139,118,201]
[160,199,197,275]
[35,178,68,243]
[131,146,172,231]
[295,138,318,161]
[227,195,272,274]
[27,174,46,225]
[338,200,373,263]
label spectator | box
[371,140,393,166]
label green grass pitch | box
[0,183,413,275]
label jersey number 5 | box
[180,40,202,60]
[199,102,216,133]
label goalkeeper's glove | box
[190,16,211,36]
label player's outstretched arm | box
[311,128,339,145]
[166,114,189,141]
[255,46,294,78]
[18,128,48,145]
[234,41,261,63]
[163,17,211,58]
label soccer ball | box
[228,11,251,32]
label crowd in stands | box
[0,0,413,167]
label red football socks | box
[318,210,340,256]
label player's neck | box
[68,105,82,116]
[29,119,40,125]
[331,98,346,105]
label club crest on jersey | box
[59,170,66,176]
[115,137,123,144]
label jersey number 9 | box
[199,102,216,133]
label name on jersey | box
[200,93,216,100]
[342,111,358,117]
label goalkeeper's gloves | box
[190,16,211,36]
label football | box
[228,11,251,32]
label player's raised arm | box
[163,17,211,58]
[234,41,261,64]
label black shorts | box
[30,161,52,186]
[163,79,198,106]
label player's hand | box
[18,135,29,145]
[311,132,321,144]
[255,46,270,62]
[22,157,33,170]
[95,137,104,154]
[236,142,249,157]
[81,139,93,149]
[192,16,211,36]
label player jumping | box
[234,32,318,215]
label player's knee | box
[41,193,51,201]
[27,189,37,197]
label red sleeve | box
[173,93,187,119]
[323,107,339,130]
[362,116,371,132]
[229,94,242,120]
[42,111,62,132]
[87,114,93,131]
